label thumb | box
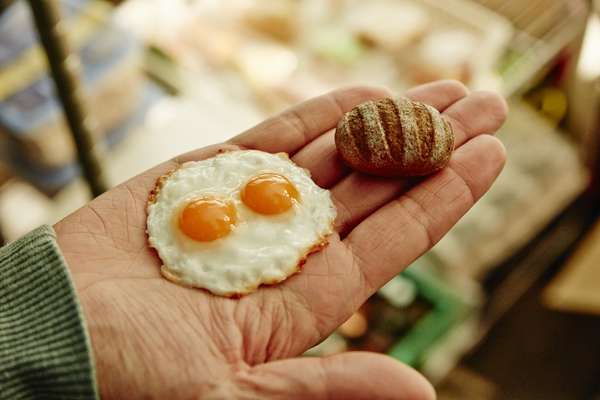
[233,351,436,400]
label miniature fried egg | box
[146,150,336,297]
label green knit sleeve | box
[0,225,98,399]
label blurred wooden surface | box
[545,219,600,315]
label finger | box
[444,90,509,148]
[228,86,391,155]
[236,352,435,400]
[404,79,469,110]
[332,174,410,236]
[291,80,470,189]
[330,90,508,235]
[291,131,349,188]
[345,135,506,296]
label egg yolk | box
[241,173,300,215]
[179,198,237,242]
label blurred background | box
[1,0,600,398]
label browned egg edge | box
[146,150,333,298]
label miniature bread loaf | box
[335,97,454,177]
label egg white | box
[147,150,337,296]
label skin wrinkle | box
[178,309,223,380]
[291,289,321,354]
[135,297,206,390]
[240,295,265,363]
[127,322,163,391]
[70,251,120,261]
[122,251,145,268]
[220,304,247,363]
[206,299,240,364]
[334,175,408,235]
[271,365,316,397]
[237,296,262,364]
[124,183,140,219]
[317,245,367,316]
[124,201,131,246]
[270,287,319,361]
[87,299,124,395]
[404,187,440,221]
[55,230,95,236]
[116,196,134,246]
[87,205,108,236]
[450,168,478,207]
[81,206,127,252]
[397,195,437,249]
[313,293,335,338]
[450,156,482,200]
[229,369,269,398]
[347,201,424,278]
[326,241,353,278]
[120,186,147,246]
[348,224,390,264]
[76,276,126,295]
[296,242,347,340]
[425,166,478,213]
[311,273,350,337]
[273,290,296,361]
[282,108,314,155]
[427,174,459,200]
[186,300,232,365]
[263,289,287,362]
[446,188,474,210]
[318,356,335,400]
[349,234,399,293]
[417,182,445,203]
[353,249,376,301]
[331,195,353,237]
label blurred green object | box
[310,26,365,65]
[303,254,475,368]
[497,48,524,75]
[387,259,470,368]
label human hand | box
[55,80,507,399]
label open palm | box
[55,80,507,399]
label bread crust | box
[335,97,454,177]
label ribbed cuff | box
[0,225,98,399]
